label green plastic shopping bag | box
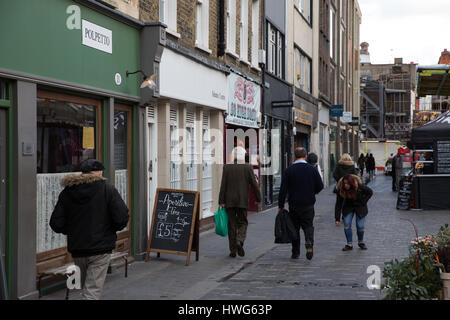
[214,206,228,237]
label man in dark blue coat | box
[278,148,324,260]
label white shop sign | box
[160,49,227,110]
[341,111,352,124]
[226,73,261,128]
[82,19,112,54]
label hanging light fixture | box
[126,70,156,90]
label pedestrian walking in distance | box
[333,154,356,226]
[336,174,373,251]
[50,159,129,300]
[357,154,365,178]
[307,152,323,181]
[278,148,324,260]
[219,150,261,258]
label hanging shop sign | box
[226,73,261,128]
[294,108,312,126]
[330,105,343,117]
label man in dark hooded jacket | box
[50,159,129,300]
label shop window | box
[36,92,100,253]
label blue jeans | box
[343,212,365,244]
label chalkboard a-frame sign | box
[145,188,200,266]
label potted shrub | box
[382,235,442,300]
[435,224,450,300]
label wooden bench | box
[37,251,129,300]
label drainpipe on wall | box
[218,0,225,57]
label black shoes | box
[236,241,245,257]
[229,252,236,258]
[306,248,313,260]
[358,243,368,250]
[291,253,300,259]
[342,244,353,251]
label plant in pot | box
[382,234,442,300]
[435,224,450,300]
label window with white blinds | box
[170,107,180,189]
[240,0,249,61]
[226,0,237,54]
[202,111,213,217]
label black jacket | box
[278,162,324,209]
[335,175,373,221]
[333,163,357,183]
[274,209,298,244]
[50,173,129,258]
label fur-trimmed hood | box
[338,154,354,166]
[61,173,106,187]
[61,173,106,204]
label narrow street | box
[43,174,450,300]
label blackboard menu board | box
[145,188,199,266]
[396,177,413,210]
[435,141,450,174]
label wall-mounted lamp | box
[126,70,157,89]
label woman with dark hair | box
[336,174,373,251]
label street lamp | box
[126,70,157,89]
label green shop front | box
[0,0,153,299]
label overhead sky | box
[358,0,448,66]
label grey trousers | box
[74,253,111,300]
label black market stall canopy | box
[417,65,450,97]
[409,110,450,147]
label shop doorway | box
[0,109,6,263]
[147,117,157,235]
[295,132,309,151]
[114,105,133,255]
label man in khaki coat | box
[219,148,261,258]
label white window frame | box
[297,0,311,23]
[267,22,284,79]
[268,24,276,74]
[196,0,211,53]
[295,48,311,94]
[160,0,179,38]
[240,0,249,62]
[330,7,335,61]
[251,0,260,67]
[276,30,283,78]
[226,0,237,54]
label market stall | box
[398,64,450,210]
[406,110,450,210]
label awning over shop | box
[417,65,450,97]
[409,110,450,146]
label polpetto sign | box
[66,5,113,54]
[82,20,112,54]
